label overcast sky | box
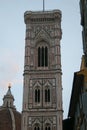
[0,0,83,119]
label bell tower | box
[22,10,63,130]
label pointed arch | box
[34,126,40,130]
[33,82,41,105]
[35,29,50,46]
[34,123,40,130]
[45,88,50,103]
[43,81,52,105]
[34,87,40,103]
[45,123,51,130]
[34,29,50,68]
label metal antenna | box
[43,0,45,11]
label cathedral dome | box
[0,85,21,130]
[0,108,21,130]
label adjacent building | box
[80,0,87,66]
[66,0,87,130]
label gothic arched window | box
[38,47,40,67]
[45,88,50,103]
[34,125,40,130]
[38,46,48,67]
[35,88,40,103]
[45,125,51,130]
[45,47,48,66]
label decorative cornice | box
[24,10,61,24]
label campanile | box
[22,10,63,130]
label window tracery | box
[45,88,50,103]
[38,46,48,67]
[35,88,40,103]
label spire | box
[2,84,16,109]
[43,0,45,11]
[6,83,12,96]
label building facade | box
[80,0,87,66]
[68,66,87,130]
[21,10,63,130]
[67,1,87,130]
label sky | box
[0,0,83,119]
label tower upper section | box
[24,10,62,72]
